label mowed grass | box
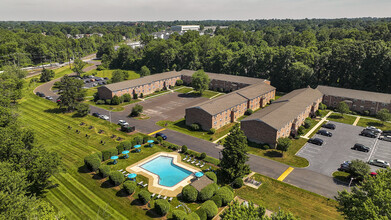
[175,87,193,94]
[236,174,342,220]
[357,118,391,131]
[328,113,357,125]
[84,69,140,80]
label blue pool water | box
[141,156,193,187]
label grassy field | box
[357,118,391,131]
[156,119,236,142]
[236,174,342,220]
[301,118,320,136]
[83,69,140,80]
[332,171,350,183]
[86,99,140,112]
[175,87,193,94]
[247,138,309,167]
[327,112,357,125]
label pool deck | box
[126,152,201,197]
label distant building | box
[171,25,200,32]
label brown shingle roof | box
[242,87,323,130]
[188,92,248,115]
[190,175,213,192]
[237,83,275,100]
[317,85,391,104]
[180,70,266,85]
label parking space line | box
[277,167,294,181]
[352,116,360,126]
[148,128,166,136]
[367,137,380,162]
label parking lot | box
[82,75,108,88]
[297,122,391,176]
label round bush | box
[208,128,215,134]
[123,180,137,195]
[245,109,253,115]
[109,171,125,186]
[195,208,207,220]
[154,199,170,216]
[91,151,102,161]
[262,144,270,150]
[96,100,105,105]
[232,177,243,188]
[109,148,118,156]
[137,190,151,205]
[181,145,188,153]
[200,152,206,160]
[182,185,198,202]
[84,155,101,171]
[185,212,201,220]
[116,144,125,155]
[98,165,110,178]
[143,136,150,144]
[211,195,222,207]
[172,210,187,220]
[304,119,312,129]
[200,200,218,219]
[198,184,216,202]
[205,172,217,182]
[190,123,200,131]
[215,186,234,206]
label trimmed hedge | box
[185,212,201,220]
[91,152,102,161]
[215,186,234,206]
[137,190,151,205]
[200,152,206,160]
[182,145,188,153]
[195,208,207,220]
[200,200,218,219]
[154,199,170,216]
[143,136,150,144]
[232,177,244,188]
[84,155,101,171]
[211,195,222,207]
[109,171,125,186]
[172,210,187,220]
[205,172,217,183]
[121,140,132,150]
[182,185,198,202]
[116,144,125,154]
[123,181,137,195]
[190,123,200,131]
[198,183,216,202]
[98,165,110,178]
[134,136,143,145]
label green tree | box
[111,95,121,105]
[266,210,299,220]
[336,168,391,219]
[220,124,250,181]
[75,103,90,117]
[39,69,55,82]
[191,70,210,96]
[154,199,170,216]
[276,137,291,156]
[348,159,370,181]
[57,75,86,111]
[336,101,350,117]
[72,59,86,76]
[220,200,265,220]
[376,108,391,124]
[130,104,143,117]
[140,65,151,77]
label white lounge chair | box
[151,193,155,197]
[122,171,127,174]
[187,157,192,162]
[156,194,161,199]
[191,159,197,164]
[143,183,148,187]
[163,196,167,200]
[138,181,143,185]
[118,169,123,172]
[200,162,205,168]
[183,156,188,161]
[168,197,173,202]
[196,161,200,166]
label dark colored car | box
[381,130,391,135]
[360,130,377,138]
[104,77,109,80]
[155,132,167,140]
[351,143,370,152]
[316,130,332,137]
[36,92,45,97]
[308,138,323,146]
[322,123,336,130]
[92,112,100,117]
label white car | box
[99,115,110,120]
[366,126,382,134]
[368,159,390,168]
[379,135,391,142]
[118,120,129,127]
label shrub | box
[182,185,198,202]
[185,212,201,220]
[116,144,125,154]
[130,104,143,117]
[154,199,170,216]
[176,79,183,86]
[137,190,151,205]
[200,200,218,219]
[195,208,207,220]
[208,128,215,134]
[232,177,243,188]
[96,100,105,105]
[143,136,150,144]
[297,126,305,135]
[211,195,222,207]
[315,109,321,116]
[105,99,111,105]
[111,95,121,105]
[216,186,234,206]
[157,136,163,143]
[140,93,144,98]
[363,110,370,116]
[190,123,200,131]
[84,155,101,171]
[98,165,110,178]
[102,150,112,161]
[319,103,327,110]
[133,93,138,99]
[304,118,312,129]
[109,171,125,186]
[198,183,217,202]
[205,172,217,182]
[109,148,118,156]
[91,151,102,161]
[181,145,188,153]
[122,93,131,102]
[172,210,187,220]
[200,152,207,160]
[262,144,270,150]
[245,109,253,115]
[134,136,143,145]
[123,181,137,195]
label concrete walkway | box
[302,111,333,139]
[353,116,361,126]
[212,132,230,143]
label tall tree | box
[191,70,210,96]
[72,59,86,76]
[376,108,391,124]
[140,66,151,77]
[336,101,350,117]
[220,201,265,220]
[220,124,250,181]
[57,75,85,111]
[40,68,55,82]
[276,138,291,156]
[348,159,370,181]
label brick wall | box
[322,95,391,115]
[185,108,213,130]
[97,86,114,100]
[241,120,278,146]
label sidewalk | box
[302,111,333,139]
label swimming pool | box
[140,156,193,187]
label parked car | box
[56,99,61,103]
[121,125,136,133]
[316,130,332,137]
[379,135,391,142]
[45,96,53,100]
[351,143,370,152]
[322,123,336,130]
[36,92,45,97]
[92,112,100,117]
[381,130,391,135]
[95,78,101,81]
[308,138,324,145]
[99,115,110,120]
[85,80,90,83]
[104,77,109,80]
[360,130,377,138]
[92,83,97,87]
[338,161,351,172]
[368,159,390,168]
[366,126,382,134]
[155,132,167,140]
[118,120,129,127]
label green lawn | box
[156,119,236,142]
[356,118,391,131]
[247,138,309,167]
[236,174,342,220]
[86,99,140,112]
[332,171,350,183]
[83,69,140,80]
[175,87,193,94]
[301,118,320,136]
[327,112,357,125]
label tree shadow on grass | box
[77,165,91,174]
[264,150,283,158]
[100,179,114,188]
[44,108,66,114]
[92,173,104,180]
[131,199,144,206]
[116,188,129,198]
[329,114,343,119]
[146,209,161,218]
[178,93,201,99]
[366,121,385,128]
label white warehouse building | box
[171,25,200,32]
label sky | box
[0,0,390,21]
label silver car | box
[99,115,110,120]
[379,135,391,142]
[118,120,129,127]
[368,159,390,168]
